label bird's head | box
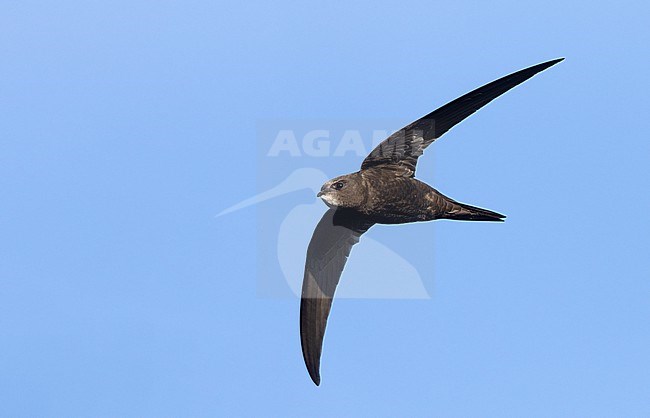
[317,172,365,209]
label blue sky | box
[1,1,649,416]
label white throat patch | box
[320,193,339,208]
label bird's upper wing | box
[300,208,374,386]
[361,58,564,176]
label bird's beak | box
[316,191,324,197]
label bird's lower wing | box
[300,209,374,385]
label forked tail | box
[442,201,506,222]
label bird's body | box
[362,169,436,223]
[320,167,505,224]
[300,58,564,385]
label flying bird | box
[300,58,564,385]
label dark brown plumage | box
[300,58,564,385]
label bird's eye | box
[331,181,345,190]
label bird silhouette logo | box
[217,167,431,299]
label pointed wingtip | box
[306,366,321,386]
[525,58,565,75]
[307,364,321,386]
[541,57,565,68]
